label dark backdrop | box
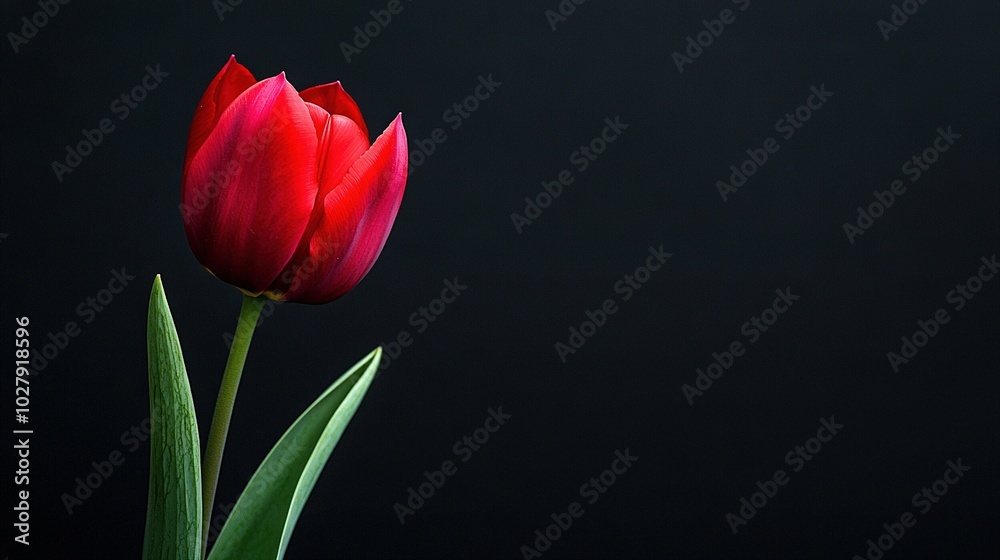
[3,1,998,559]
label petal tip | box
[389,113,406,136]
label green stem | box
[201,294,264,558]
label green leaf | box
[208,347,383,560]
[143,275,203,560]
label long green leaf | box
[143,275,202,560]
[208,346,383,560]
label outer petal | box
[299,82,369,139]
[182,74,319,295]
[183,55,256,177]
[278,114,407,304]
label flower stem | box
[201,294,264,558]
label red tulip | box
[181,56,408,304]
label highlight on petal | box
[183,56,256,176]
[265,110,369,299]
[278,114,408,304]
[182,74,320,295]
[299,82,369,139]
[310,111,370,204]
[304,110,371,257]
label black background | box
[3,1,999,559]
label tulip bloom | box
[181,56,407,304]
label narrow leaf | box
[143,275,203,560]
[208,347,383,560]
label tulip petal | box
[183,56,256,177]
[300,82,369,139]
[279,114,407,304]
[182,74,319,295]
[266,109,369,299]
[310,109,370,203]
[303,103,331,143]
